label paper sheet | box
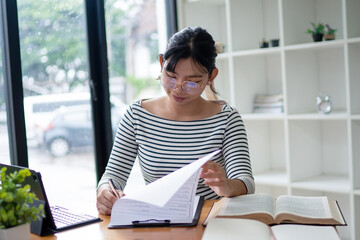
[109,149,221,226]
[122,149,220,207]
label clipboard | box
[108,196,204,228]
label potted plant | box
[270,38,280,47]
[307,22,325,42]
[259,38,269,48]
[324,24,337,40]
[0,167,44,240]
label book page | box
[328,198,346,225]
[202,198,226,226]
[271,224,340,240]
[109,172,201,225]
[109,149,220,226]
[122,149,220,207]
[218,193,275,217]
[275,195,331,219]
[202,218,272,240]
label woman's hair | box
[163,26,218,93]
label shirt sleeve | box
[97,104,138,191]
[223,107,255,194]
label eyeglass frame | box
[158,71,209,94]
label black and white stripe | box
[99,100,254,199]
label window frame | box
[1,0,28,167]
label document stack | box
[253,94,283,113]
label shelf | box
[254,170,288,186]
[348,37,360,44]
[283,0,344,46]
[229,0,280,52]
[284,39,344,52]
[242,113,284,120]
[178,0,227,47]
[245,120,286,178]
[232,47,281,57]
[288,120,349,184]
[291,175,351,193]
[186,0,224,5]
[233,54,282,114]
[285,46,346,114]
[216,52,229,60]
[287,112,348,120]
[178,0,358,238]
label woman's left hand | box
[200,161,247,197]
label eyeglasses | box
[160,74,205,94]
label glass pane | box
[0,4,11,165]
[105,0,165,104]
[17,0,96,212]
[105,0,167,192]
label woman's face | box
[160,57,210,106]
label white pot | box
[0,223,30,240]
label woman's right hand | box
[96,184,125,215]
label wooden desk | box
[30,200,215,240]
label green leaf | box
[0,209,8,223]
[0,168,44,228]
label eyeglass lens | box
[161,76,200,94]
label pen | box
[108,178,121,199]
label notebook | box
[0,163,102,236]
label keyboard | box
[50,206,99,229]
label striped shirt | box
[98,100,255,199]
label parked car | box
[24,92,125,148]
[24,92,91,146]
[43,104,123,157]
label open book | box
[203,193,346,226]
[108,149,221,228]
[202,218,341,240]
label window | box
[2,0,169,212]
[104,0,168,192]
[105,0,167,105]
[17,0,96,210]
[0,4,11,165]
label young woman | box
[96,26,254,215]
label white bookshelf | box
[177,0,360,239]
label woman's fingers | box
[201,161,225,178]
[96,188,119,215]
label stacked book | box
[253,94,283,113]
